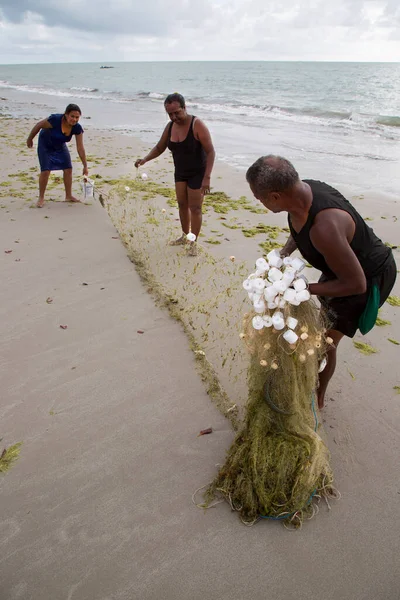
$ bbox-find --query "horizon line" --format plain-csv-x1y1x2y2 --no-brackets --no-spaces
1,59,400,66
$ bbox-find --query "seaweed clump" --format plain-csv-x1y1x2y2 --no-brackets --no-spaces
387,296,400,307
0,442,22,473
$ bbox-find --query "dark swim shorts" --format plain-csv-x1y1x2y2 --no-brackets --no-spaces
174,168,206,190
318,253,397,338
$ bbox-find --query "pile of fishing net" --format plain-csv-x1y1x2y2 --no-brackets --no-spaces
199,251,338,528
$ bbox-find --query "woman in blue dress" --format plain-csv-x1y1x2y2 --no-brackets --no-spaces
26,103,88,207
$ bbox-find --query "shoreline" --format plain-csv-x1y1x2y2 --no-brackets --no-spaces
1,85,400,201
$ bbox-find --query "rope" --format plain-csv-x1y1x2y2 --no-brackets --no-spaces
263,381,294,416
311,393,318,432
259,489,317,522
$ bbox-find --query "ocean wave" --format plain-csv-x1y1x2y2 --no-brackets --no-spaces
137,91,164,99
190,99,356,124
0,80,47,95
275,105,352,121
187,98,400,140
189,100,339,125
2,76,398,137
149,92,164,99
375,115,400,128
71,86,99,93
0,79,132,104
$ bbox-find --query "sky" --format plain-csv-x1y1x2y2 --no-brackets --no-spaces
0,0,399,63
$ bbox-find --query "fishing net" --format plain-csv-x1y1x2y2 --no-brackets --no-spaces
201,256,338,527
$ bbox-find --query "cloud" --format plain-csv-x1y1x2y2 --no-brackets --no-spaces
379,0,400,27
0,0,399,62
0,0,212,36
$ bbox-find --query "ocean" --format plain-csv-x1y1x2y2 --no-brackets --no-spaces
1,61,399,196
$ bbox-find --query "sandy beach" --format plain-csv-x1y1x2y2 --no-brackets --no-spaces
1,110,400,599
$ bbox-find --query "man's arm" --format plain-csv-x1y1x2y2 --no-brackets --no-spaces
308,209,367,298
75,133,88,176
26,118,52,147
280,234,297,258
194,119,215,194
134,124,169,167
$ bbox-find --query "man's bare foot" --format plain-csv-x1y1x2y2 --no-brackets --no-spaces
169,234,187,246
36,198,45,208
65,196,81,203
317,394,325,410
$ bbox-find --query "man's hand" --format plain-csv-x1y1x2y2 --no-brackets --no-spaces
280,234,297,258
134,158,146,168
83,166,89,177
26,138,33,148
201,175,211,195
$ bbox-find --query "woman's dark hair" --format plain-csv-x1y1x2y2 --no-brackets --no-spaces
65,103,82,115
164,93,185,108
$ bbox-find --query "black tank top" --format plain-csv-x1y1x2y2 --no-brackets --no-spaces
288,180,391,280
167,116,206,176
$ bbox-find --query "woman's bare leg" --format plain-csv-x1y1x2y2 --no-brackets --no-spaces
37,170,50,207
63,168,80,202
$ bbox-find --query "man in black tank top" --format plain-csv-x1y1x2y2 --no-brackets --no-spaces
246,155,397,409
135,93,215,256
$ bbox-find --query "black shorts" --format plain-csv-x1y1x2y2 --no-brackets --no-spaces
174,168,205,190
319,253,397,337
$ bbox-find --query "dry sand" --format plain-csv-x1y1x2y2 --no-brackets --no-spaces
1,113,399,600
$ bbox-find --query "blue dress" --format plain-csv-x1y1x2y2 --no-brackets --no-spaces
37,114,84,172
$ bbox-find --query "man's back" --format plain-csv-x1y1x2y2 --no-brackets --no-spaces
288,179,390,280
